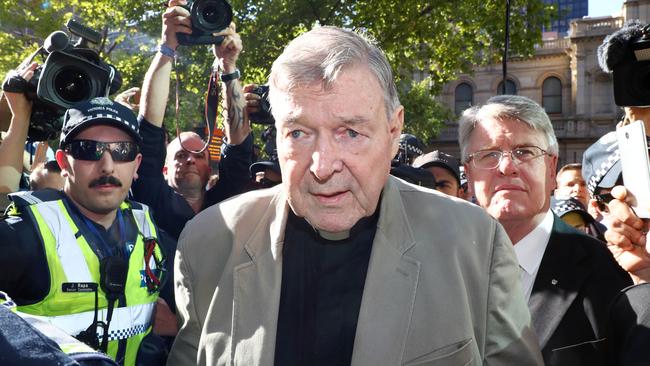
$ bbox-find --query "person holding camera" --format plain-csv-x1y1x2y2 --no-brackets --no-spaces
0,76,176,364
0,63,38,211
131,0,252,240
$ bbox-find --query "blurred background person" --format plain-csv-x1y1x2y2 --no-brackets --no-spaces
29,160,64,191
554,163,589,208
413,150,463,198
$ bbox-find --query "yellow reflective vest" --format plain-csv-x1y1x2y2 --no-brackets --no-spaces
11,193,164,366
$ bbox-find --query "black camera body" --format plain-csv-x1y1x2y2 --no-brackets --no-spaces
600,22,650,107
177,0,233,46
249,85,275,125
613,32,650,107
7,19,121,140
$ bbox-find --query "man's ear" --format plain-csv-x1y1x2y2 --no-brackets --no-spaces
132,153,143,180
55,150,70,178
389,106,404,158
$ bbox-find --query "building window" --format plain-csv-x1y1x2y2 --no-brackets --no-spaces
454,83,473,115
497,79,517,95
542,76,562,114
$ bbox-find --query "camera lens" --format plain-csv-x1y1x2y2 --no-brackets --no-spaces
53,66,91,104
195,0,232,32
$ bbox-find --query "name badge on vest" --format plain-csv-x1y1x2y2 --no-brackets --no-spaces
62,282,98,293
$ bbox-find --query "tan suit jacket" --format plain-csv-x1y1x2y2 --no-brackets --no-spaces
167,176,543,365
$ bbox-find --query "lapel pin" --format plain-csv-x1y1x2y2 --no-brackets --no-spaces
551,279,558,285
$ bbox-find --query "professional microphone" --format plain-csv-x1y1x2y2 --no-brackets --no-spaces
43,31,70,53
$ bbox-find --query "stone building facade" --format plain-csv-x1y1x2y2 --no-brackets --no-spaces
431,0,650,166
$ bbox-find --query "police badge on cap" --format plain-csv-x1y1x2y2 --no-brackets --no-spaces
59,97,142,147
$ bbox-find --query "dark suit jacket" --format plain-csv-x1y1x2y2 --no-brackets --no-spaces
529,216,632,366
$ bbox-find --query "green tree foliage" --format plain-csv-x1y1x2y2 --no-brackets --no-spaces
0,0,552,144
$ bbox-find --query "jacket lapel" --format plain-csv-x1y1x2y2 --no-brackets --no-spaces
528,216,591,348
231,188,288,365
351,177,421,366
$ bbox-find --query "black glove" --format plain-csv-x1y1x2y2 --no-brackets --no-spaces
2,71,28,94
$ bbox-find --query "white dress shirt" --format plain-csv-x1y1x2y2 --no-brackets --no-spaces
513,210,554,301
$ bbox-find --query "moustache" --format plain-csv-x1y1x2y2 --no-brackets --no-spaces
89,175,123,188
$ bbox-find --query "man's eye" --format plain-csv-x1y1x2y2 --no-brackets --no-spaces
514,148,536,157
347,129,359,138
289,130,303,139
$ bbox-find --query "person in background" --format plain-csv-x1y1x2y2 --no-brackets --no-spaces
413,150,464,198
131,0,252,239
29,160,64,191
555,163,589,208
459,94,631,366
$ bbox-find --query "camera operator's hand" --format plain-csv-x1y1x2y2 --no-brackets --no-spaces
212,23,242,73
3,62,37,124
243,83,261,115
0,62,37,194
114,87,141,111
605,185,650,283
161,0,192,51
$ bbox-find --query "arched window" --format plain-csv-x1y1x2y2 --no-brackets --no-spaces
497,79,517,95
542,77,562,114
454,83,473,115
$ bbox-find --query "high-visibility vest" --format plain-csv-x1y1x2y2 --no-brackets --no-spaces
10,192,164,366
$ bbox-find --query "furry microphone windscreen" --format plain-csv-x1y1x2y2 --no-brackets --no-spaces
598,20,645,73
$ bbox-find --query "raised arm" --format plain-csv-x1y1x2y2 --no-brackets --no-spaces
140,0,191,127
212,23,250,145
0,63,38,193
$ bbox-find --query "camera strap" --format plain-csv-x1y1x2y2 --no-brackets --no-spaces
171,55,216,155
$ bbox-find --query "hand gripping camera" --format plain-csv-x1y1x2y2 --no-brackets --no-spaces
177,0,233,46
2,19,121,140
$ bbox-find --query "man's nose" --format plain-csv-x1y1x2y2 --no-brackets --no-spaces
310,137,343,181
497,152,518,176
98,151,115,174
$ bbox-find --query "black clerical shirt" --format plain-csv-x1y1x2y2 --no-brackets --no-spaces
274,210,378,366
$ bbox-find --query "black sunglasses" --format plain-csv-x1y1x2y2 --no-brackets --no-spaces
64,140,139,162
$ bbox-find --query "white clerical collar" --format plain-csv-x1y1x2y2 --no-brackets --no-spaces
513,210,554,276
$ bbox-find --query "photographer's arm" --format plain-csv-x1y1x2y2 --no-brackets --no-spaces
0,63,38,193
140,1,191,127
213,23,250,146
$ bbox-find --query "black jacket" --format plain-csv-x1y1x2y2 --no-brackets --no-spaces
530,216,633,366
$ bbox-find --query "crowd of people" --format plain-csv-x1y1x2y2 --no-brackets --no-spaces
1,2,650,365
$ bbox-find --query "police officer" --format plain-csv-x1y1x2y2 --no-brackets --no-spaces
0,71,174,365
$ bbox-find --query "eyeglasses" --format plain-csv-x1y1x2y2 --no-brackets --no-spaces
467,146,549,170
64,140,139,162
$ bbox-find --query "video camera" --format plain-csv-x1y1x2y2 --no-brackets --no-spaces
2,19,121,141
599,22,650,107
177,0,233,46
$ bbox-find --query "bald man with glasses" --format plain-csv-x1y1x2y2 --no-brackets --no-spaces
459,95,632,366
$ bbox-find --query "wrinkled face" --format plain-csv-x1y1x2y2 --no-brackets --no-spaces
555,169,588,207
273,66,403,232
425,166,461,197
164,134,211,192
56,125,142,218
465,117,557,223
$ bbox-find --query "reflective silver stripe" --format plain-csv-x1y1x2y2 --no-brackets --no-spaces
131,204,153,238
29,302,155,341
12,191,44,205
132,204,157,270
34,201,93,282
